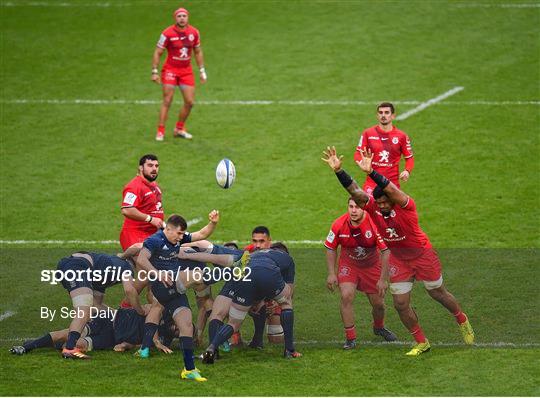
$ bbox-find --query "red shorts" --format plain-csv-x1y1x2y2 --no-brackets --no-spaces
119,228,155,251
161,67,195,87
388,248,442,283
337,263,381,294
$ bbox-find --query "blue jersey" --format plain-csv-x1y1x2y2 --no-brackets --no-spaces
143,230,192,274
250,249,295,284
89,253,133,291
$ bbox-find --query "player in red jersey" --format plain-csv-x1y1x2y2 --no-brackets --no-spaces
322,146,475,356
152,7,207,141
353,102,414,194
120,154,164,250
325,198,397,349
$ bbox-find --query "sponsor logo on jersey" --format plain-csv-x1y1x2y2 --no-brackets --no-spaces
339,266,350,277
353,246,366,258
378,150,390,162
339,234,350,238
386,228,399,238
326,230,335,243
368,136,380,140
389,265,398,277
123,192,137,206
157,34,167,47
171,37,180,41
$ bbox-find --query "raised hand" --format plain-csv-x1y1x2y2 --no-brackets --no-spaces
321,146,343,172
356,148,374,174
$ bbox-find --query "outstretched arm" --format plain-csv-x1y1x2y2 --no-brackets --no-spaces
356,149,409,207
322,146,369,207
190,210,219,241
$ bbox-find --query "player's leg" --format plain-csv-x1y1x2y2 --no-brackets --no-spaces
62,287,93,359
178,246,250,269
156,83,175,141
417,249,474,344
247,301,268,349
391,286,430,356
425,282,474,344
274,283,301,358
194,285,213,346
171,305,204,381
206,292,232,351
339,282,358,349
366,293,397,341
10,329,67,355
173,81,195,139
265,302,284,344
137,300,164,355
360,264,397,341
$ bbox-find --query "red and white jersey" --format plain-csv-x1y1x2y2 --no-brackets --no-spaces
121,176,164,233
157,24,200,70
354,125,413,184
324,212,387,268
363,196,431,260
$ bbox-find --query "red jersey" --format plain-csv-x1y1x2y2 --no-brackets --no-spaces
157,24,200,70
324,212,387,268
354,125,413,185
121,176,164,233
244,244,256,253
362,195,431,260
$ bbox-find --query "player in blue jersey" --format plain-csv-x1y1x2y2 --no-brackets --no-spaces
178,242,300,362
55,252,144,359
135,213,246,382
10,306,176,355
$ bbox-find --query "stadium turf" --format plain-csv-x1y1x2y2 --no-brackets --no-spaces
1,0,539,396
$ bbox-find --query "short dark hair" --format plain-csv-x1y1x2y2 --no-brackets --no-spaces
377,102,395,114
372,186,388,200
223,241,239,249
252,226,270,236
139,154,158,166
270,242,289,254
166,214,187,229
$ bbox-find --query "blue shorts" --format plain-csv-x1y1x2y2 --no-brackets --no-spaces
151,281,191,317
57,257,93,293
228,265,285,307
84,314,115,350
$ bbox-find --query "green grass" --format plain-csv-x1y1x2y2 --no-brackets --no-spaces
1,0,539,396
0,248,539,396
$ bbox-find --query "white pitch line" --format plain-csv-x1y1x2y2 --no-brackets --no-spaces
2,2,131,6
454,3,540,8
0,336,537,348
0,311,16,322
1,98,539,106
296,340,540,348
395,86,465,121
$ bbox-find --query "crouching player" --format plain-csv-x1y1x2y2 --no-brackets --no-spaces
187,244,300,363
55,252,144,359
325,197,397,349
322,146,475,356
10,306,175,355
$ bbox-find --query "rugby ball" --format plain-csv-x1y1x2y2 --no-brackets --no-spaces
215,158,236,189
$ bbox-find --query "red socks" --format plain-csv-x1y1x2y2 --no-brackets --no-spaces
344,325,356,340
453,311,467,324
175,121,185,131
410,324,427,343
157,124,165,134
373,318,385,329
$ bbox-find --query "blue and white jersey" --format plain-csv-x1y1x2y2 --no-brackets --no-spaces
88,253,134,291
143,230,192,274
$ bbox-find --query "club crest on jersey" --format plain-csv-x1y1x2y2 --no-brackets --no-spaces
365,230,372,239
392,137,399,144
188,34,194,41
